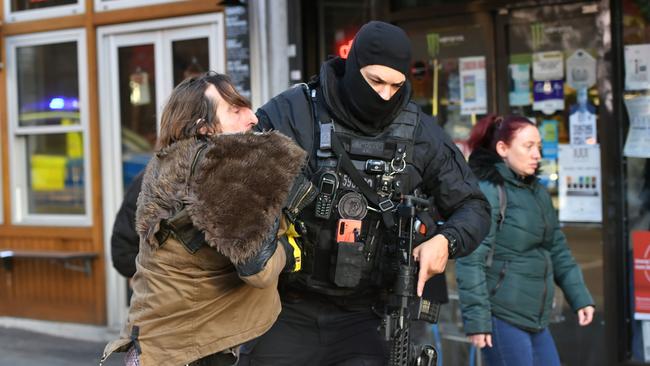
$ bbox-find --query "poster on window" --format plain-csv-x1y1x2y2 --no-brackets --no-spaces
624,44,650,91
533,51,564,81
566,49,596,90
558,144,602,222
533,80,565,115
633,231,650,320
569,109,597,145
623,95,650,158
459,56,487,115
508,64,531,106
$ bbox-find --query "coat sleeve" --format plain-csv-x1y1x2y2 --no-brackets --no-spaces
456,181,499,335
541,188,595,312
110,172,143,278
416,118,491,258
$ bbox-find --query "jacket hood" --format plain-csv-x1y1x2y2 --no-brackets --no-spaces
468,147,537,187
136,131,307,264
319,57,411,135
468,148,505,186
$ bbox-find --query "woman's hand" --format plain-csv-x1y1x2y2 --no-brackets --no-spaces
577,305,595,326
468,334,492,349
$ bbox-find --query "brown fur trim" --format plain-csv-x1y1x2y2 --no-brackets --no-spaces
136,132,307,265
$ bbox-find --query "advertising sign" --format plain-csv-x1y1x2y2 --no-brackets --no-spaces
623,95,650,158
533,51,564,81
533,80,565,115
459,56,487,115
633,231,650,320
566,49,596,90
558,144,602,222
624,44,650,91
508,63,531,106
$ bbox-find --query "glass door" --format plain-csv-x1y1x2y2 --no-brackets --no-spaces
399,13,496,366
97,14,224,328
497,3,605,366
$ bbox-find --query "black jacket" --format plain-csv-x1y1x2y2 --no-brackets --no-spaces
256,58,490,259
111,172,143,278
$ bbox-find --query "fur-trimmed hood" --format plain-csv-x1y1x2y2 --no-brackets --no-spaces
468,147,538,186
136,131,306,265
468,147,504,186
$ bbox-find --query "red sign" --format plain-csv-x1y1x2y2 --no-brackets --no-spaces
633,231,650,319
338,40,353,59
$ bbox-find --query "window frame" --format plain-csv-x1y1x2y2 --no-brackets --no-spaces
3,0,84,23
94,0,179,12
6,29,92,226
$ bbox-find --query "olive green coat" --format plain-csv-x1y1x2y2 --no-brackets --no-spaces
456,149,593,334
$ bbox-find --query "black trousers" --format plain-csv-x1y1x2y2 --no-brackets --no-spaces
238,296,388,366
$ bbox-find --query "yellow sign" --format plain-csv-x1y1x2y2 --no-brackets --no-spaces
31,155,67,191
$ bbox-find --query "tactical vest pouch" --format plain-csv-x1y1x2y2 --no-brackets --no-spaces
158,208,206,254
333,241,365,287
284,174,318,222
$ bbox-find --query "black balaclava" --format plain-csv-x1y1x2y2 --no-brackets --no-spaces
339,21,412,133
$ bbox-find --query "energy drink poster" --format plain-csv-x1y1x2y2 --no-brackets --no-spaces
459,56,487,115
624,44,650,91
633,230,650,320
558,144,602,222
624,95,650,158
508,64,531,106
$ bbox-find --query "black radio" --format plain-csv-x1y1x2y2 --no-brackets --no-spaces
314,171,338,219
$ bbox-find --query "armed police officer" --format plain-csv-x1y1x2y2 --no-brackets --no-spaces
240,21,491,366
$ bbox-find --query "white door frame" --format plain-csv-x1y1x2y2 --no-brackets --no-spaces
98,13,224,330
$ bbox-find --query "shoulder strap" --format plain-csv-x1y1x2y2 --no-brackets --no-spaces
486,184,506,268
497,184,507,231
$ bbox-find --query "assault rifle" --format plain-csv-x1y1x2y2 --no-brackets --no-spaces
381,194,440,366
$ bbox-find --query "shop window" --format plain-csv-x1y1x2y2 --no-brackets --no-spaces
94,0,179,12
4,0,84,23
623,0,650,363
6,30,91,226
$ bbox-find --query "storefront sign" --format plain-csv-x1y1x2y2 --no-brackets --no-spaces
225,5,251,100
533,80,565,115
623,95,650,158
566,49,596,90
508,63,531,106
459,56,487,115
558,144,602,222
633,231,650,320
533,51,564,81
624,44,650,91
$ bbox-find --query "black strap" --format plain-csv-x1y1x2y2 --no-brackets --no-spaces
331,132,396,228
185,141,209,195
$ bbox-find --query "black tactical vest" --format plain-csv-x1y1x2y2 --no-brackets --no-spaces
284,85,431,298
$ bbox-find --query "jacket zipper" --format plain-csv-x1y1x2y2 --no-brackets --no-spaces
490,261,508,297
290,182,316,216
538,254,549,324
532,186,549,326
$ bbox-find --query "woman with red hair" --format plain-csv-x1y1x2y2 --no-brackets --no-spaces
456,115,595,366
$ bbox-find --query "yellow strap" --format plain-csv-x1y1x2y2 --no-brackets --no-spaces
286,224,301,272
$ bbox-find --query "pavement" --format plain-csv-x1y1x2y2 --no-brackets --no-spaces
0,327,122,366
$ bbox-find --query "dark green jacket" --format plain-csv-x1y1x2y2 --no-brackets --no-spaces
456,148,594,334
